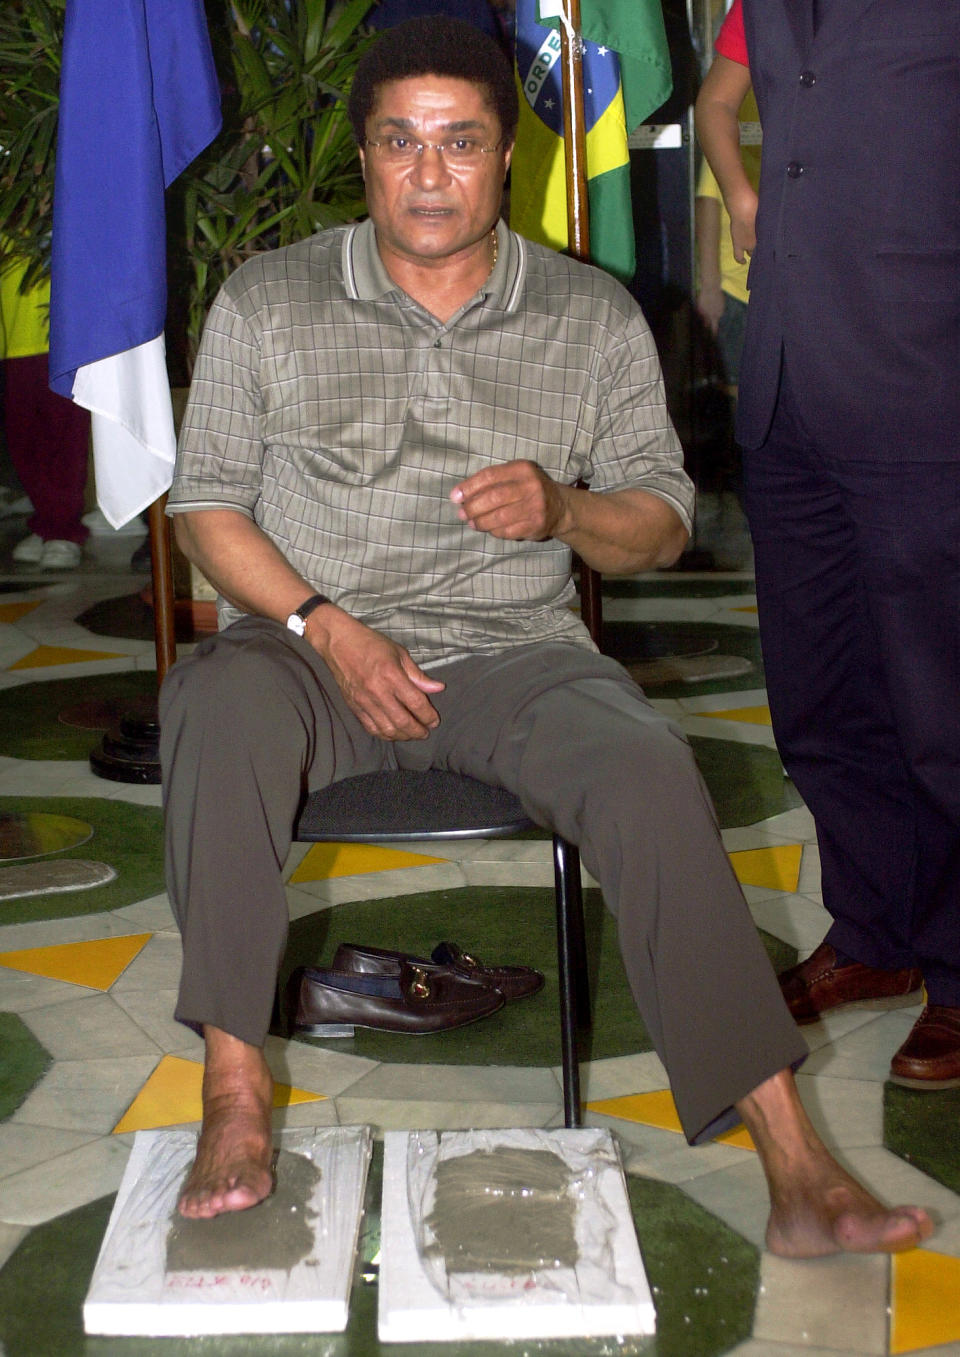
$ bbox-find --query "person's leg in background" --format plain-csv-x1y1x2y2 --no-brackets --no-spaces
743,365,960,1084
5,351,90,568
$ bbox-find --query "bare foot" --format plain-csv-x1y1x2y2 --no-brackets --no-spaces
737,1069,934,1258
178,1027,275,1219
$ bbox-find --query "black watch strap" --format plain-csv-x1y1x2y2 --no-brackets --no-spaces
294,593,330,625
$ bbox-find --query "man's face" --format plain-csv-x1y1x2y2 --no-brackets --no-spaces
359,76,512,270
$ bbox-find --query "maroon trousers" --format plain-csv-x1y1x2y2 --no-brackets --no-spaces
3,353,90,543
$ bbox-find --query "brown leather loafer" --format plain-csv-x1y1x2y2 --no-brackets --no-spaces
890,1005,960,1089
778,941,922,1025
287,960,504,1037
332,940,544,1002
431,940,544,1001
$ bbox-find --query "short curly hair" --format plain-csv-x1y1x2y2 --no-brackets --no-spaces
348,16,519,147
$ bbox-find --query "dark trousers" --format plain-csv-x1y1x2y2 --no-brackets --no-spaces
743,366,960,1005
159,620,804,1144
3,353,90,543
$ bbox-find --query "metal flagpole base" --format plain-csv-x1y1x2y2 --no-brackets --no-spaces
89,699,161,784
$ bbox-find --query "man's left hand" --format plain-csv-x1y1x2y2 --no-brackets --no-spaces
450,461,569,541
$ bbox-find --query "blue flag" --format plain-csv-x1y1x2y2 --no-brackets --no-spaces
49,0,221,528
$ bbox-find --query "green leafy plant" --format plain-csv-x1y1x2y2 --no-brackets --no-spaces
0,0,62,289
178,0,375,363
0,0,375,370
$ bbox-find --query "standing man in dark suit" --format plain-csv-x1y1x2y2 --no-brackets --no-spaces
729,0,960,1085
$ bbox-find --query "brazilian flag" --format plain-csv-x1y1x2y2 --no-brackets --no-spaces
510,0,672,285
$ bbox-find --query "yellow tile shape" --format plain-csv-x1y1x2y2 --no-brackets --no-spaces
586,1090,755,1150
289,841,446,882
731,604,758,613
0,600,43,624
700,705,772,726
0,932,152,991
891,1249,960,1353
728,843,803,892
9,644,126,670
112,1055,324,1134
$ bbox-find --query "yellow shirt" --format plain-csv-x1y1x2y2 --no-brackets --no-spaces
0,249,50,359
696,91,762,307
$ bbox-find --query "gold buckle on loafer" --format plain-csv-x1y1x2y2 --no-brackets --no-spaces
405,965,433,1001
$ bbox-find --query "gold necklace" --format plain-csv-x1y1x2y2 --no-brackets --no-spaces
489,227,498,275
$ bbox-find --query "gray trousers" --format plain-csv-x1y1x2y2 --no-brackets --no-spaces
159,616,805,1143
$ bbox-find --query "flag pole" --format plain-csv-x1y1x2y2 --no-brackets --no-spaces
557,0,603,647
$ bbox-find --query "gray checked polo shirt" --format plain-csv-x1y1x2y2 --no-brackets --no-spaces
169,218,692,667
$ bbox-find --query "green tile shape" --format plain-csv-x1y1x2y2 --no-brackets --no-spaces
604,622,766,700
283,887,796,1067
0,671,157,761
0,1146,758,1357
0,1012,52,1120
0,798,163,924
884,1082,960,1196
691,737,804,830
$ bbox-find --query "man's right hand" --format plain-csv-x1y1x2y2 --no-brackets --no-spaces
308,607,445,741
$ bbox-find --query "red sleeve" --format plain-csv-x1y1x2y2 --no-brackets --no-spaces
715,0,748,66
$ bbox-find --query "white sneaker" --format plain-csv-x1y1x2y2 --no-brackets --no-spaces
39,539,82,570
12,533,44,563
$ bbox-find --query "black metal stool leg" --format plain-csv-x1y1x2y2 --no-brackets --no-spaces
554,834,587,1128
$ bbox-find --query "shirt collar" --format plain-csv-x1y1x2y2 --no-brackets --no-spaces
342,216,526,314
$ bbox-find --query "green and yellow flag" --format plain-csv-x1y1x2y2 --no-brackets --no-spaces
510,0,673,285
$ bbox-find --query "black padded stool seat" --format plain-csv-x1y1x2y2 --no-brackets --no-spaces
294,768,589,1126
296,768,534,841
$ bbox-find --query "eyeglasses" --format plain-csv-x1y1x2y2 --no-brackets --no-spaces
365,135,504,166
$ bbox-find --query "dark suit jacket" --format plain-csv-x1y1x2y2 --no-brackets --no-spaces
736,0,960,457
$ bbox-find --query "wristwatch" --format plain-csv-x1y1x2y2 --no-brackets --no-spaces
286,593,331,636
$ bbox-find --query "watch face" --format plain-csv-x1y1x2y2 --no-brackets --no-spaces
286,612,306,636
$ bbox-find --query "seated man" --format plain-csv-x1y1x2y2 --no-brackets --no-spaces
160,16,932,1256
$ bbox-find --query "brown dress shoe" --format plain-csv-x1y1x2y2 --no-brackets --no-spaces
890,1005,960,1089
778,941,922,1025
287,960,504,1037
332,940,544,1002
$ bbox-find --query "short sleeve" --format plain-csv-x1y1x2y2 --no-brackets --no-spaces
715,0,748,65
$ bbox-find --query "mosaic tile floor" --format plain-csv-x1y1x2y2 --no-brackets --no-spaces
0,501,958,1356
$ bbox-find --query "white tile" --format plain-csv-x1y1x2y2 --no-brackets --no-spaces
679,1155,772,1250
21,994,161,1061
111,988,203,1056
10,1054,161,1134
679,687,771,714
800,1009,922,1082
754,1252,888,1352
0,910,153,952
0,1221,29,1270
754,807,817,840
271,1101,342,1130
579,1051,669,1101
338,1061,561,1106
794,1074,884,1150
332,1097,558,1133
0,1134,131,1226
264,1034,379,1096
109,933,183,993
0,968,98,1014
596,1115,752,1184
460,860,556,887
748,895,836,952
112,893,177,930
0,1123,101,1181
